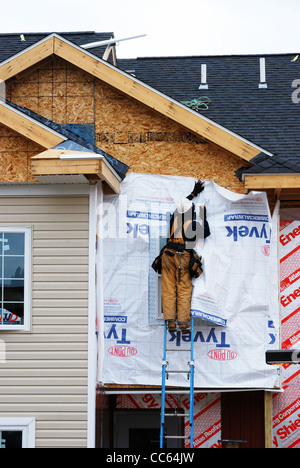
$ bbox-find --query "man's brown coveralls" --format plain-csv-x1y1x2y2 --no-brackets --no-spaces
160,181,210,332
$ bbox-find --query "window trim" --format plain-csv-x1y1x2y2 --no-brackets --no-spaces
0,227,32,332
0,417,35,448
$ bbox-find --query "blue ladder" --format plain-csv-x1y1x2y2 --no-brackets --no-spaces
160,317,195,448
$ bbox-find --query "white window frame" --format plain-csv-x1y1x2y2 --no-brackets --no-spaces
0,417,35,448
0,227,31,332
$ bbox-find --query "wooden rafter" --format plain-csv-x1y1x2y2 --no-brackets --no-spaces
0,101,65,148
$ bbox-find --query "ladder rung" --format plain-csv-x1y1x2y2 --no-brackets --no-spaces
166,348,191,352
160,318,195,449
165,413,190,417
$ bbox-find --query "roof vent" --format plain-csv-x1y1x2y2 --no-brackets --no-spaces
259,58,268,89
199,64,208,90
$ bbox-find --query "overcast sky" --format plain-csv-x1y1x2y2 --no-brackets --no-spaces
1,0,300,58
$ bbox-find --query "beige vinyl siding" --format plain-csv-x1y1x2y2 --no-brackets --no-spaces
0,196,90,448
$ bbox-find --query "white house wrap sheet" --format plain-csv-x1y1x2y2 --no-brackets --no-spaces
98,173,280,389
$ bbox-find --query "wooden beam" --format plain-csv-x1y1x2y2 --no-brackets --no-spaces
274,188,281,198
264,392,272,449
31,149,120,194
32,150,102,175
99,159,120,194
0,103,64,148
32,160,101,175
245,174,300,190
53,36,262,163
0,37,54,81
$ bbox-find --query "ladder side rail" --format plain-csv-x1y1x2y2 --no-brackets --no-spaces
160,321,168,449
189,317,195,448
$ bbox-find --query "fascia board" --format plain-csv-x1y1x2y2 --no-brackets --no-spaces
244,172,300,189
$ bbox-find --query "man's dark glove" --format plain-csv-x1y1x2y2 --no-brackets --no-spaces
192,180,205,197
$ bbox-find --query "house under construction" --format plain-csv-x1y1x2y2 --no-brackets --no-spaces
0,32,299,449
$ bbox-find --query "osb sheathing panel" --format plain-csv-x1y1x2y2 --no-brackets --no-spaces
6,57,95,124
0,124,44,181
6,56,250,192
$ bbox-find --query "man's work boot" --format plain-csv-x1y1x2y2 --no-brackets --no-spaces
167,321,177,332
179,323,190,335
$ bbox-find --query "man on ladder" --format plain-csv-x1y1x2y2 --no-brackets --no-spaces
152,180,210,448
153,180,210,333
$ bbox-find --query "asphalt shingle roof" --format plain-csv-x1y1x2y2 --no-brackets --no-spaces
0,31,114,62
118,54,300,175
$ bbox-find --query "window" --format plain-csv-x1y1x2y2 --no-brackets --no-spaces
0,418,35,448
0,430,23,448
0,228,31,331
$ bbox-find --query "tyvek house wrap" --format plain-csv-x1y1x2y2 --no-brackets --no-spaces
98,173,280,389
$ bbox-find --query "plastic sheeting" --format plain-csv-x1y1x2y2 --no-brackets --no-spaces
98,173,280,389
